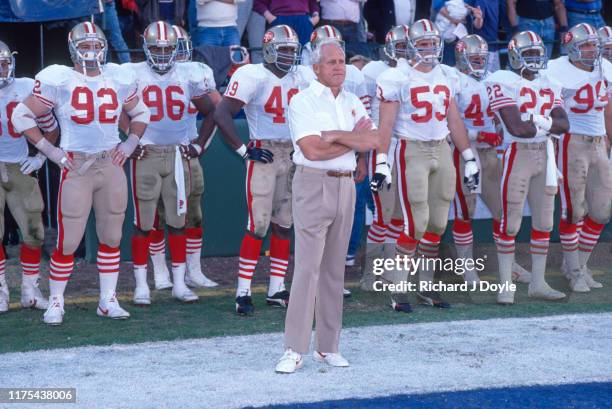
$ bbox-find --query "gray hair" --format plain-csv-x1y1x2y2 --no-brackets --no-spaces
311,40,345,64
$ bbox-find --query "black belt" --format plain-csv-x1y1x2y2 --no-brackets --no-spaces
566,8,600,15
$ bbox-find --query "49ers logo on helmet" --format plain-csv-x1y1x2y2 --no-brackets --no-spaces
563,31,573,45
263,31,274,43
455,41,466,52
508,40,516,51
310,31,318,43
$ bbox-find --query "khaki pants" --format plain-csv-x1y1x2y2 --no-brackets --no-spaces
130,145,190,231
395,138,456,239
245,140,294,237
58,152,127,254
0,162,44,248
284,166,355,354
452,146,503,221
500,142,557,236
155,157,204,230
558,134,612,224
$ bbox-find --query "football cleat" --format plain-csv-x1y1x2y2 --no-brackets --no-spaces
275,348,303,374
345,254,355,266
417,291,451,308
313,351,349,367
133,285,151,305
497,288,515,305
343,288,352,298
185,252,218,288
391,300,413,313
528,283,566,300
512,263,532,284
97,293,130,319
43,296,65,325
567,269,590,293
582,266,603,289
21,282,49,310
266,290,289,308
172,286,199,303
236,295,254,316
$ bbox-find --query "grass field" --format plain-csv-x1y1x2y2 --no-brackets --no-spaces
1,268,610,354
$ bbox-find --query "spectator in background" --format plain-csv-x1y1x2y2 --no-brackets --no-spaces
136,0,186,27
237,0,266,63
507,0,567,58
467,0,504,72
319,0,364,43
364,0,416,44
96,0,132,63
565,0,605,29
193,0,244,48
436,1,483,66
253,0,320,45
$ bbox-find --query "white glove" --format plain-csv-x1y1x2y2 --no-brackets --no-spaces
117,134,140,157
35,138,70,168
19,153,46,175
370,153,392,192
531,114,553,132
462,149,480,192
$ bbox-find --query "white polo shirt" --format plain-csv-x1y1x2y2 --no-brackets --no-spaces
289,79,369,171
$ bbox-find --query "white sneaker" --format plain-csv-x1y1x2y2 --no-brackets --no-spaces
275,348,303,374
497,288,515,305
567,269,590,293
133,285,151,305
185,271,218,288
512,263,532,284
343,288,351,298
528,283,566,300
43,296,64,325
152,253,173,290
21,281,49,310
97,293,130,319
172,286,199,303
313,351,349,367
583,266,603,289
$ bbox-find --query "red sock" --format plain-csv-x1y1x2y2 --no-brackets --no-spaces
20,245,42,276
168,233,186,264
397,232,418,256
452,219,473,246
387,219,403,243
492,219,501,243
559,219,578,253
238,234,263,282
269,234,290,278
0,245,5,277
419,232,441,259
530,229,550,255
132,235,149,268
148,229,165,256
578,216,604,255
186,227,203,256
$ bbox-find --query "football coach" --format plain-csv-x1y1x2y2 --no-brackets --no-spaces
275,40,381,374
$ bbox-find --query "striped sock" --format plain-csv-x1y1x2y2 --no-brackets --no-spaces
530,229,550,286
186,227,203,258
559,219,579,272
0,246,6,284
578,216,604,268
20,245,42,286
148,229,165,257
268,234,290,296
49,250,74,298
98,244,120,297
367,222,386,244
386,219,403,244
492,219,501,244
496,233,515,286
418,232,441,285
237,234,262,297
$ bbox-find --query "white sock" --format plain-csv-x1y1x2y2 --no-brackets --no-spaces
133,265,148,289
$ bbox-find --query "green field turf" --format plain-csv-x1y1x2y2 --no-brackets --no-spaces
1,269,610,354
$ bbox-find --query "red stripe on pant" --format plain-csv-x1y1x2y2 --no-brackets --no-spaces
245,140,260,233
500,143,517,236
560,134,574,223
452,147,470,221
370,149,385,224
131,159,142,230
56,160,71,254
396,140,415,238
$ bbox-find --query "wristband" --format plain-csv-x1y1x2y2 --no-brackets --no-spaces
461,148,475,162
236,144,247,158
375,152,388,165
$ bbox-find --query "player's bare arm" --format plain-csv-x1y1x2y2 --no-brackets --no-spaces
12,94,76,170
181,91,220,158
498,104,537,138
111,95,150,166
214,95,274,163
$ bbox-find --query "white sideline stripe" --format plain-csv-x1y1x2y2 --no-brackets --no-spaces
0,313,611,409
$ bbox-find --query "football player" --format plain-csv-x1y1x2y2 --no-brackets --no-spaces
12,22,150,325
451,34,532,285
598,26,612,62
484,31,568,304
143,25,220,291
125,21,218,305
214,25,311,315
376,20,480,312
546,23,612,292
359,25,408,292
0,41,55,313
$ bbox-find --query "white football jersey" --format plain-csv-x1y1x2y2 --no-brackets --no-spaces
0,78,33,162
376,60,460,141
302,64,369,110
545,56,611,136
33,64,137,154
362,59,391,125
454,70,498,149
225,64,312,140
484,69,563,144
123,62,214,145
179,62,216,142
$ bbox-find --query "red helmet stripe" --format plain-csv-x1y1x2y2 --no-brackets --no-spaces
325,25,332,38
158,21,167,41
528,31,537,43
283,25,291,38
84,22,92,34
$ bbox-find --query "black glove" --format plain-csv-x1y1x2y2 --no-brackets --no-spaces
180,143,202,159
243,146,274,163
